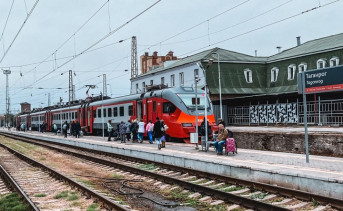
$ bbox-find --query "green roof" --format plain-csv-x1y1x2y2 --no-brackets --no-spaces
268,33,343,62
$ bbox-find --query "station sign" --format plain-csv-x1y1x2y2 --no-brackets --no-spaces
298,65,343,94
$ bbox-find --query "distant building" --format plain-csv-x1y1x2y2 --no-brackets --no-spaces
20,102,31,114
140,51,178,74
131,33,343,126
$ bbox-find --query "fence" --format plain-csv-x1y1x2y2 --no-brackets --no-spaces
228,98,343,126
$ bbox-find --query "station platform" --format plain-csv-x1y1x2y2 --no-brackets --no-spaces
1,128,342,200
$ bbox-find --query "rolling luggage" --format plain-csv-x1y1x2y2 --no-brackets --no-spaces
225,138,237,155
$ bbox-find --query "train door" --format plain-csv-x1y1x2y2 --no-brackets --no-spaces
147,99,157,122
142,99,148,123
136,101,143,121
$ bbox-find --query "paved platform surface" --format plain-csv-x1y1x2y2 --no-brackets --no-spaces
1,128,343,199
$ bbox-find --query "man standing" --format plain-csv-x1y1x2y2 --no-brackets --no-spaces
107,120,113,141
75,120,81,138
125,120,131,142
213,124,228,155
62,121,69,138
153,117,163,150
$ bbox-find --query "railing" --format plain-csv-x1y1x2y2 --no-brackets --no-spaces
228,98,343,126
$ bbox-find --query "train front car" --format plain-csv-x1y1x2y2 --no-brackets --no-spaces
161,87,217,143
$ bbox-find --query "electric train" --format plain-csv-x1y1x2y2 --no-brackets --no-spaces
17,87,217,143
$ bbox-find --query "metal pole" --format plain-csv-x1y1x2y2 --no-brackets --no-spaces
217,53,222,119
102,91,105,140
195,69,199,150
302,72,309,163
318,96,321,126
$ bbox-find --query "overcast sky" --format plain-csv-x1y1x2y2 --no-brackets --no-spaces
0,0,342,113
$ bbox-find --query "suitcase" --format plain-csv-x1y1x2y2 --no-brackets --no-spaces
225,138,237,155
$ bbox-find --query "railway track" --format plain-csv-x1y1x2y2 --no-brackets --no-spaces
0,139,131,211
1,132,342,210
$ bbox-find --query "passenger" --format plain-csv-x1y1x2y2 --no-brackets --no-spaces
160,120,169,148
62,121,69,138
125,120,131,142
200,118,212,139
137,119,145,143
119,121,127,143
75,120,81,138
213,124,228,155
217,118,225,128
107,120,113,142
130,119,138,143
153,117,163,150
71,121,75,137
53,123,58,135
146,120,154,144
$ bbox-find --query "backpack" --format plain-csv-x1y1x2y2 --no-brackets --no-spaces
63,124,67,130
228,130,234,138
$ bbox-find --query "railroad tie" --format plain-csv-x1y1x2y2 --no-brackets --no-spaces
310,205,329,211
271,198,293,205
241,191,261,197
199,196,212,203
208,182,225,189
286,202,309,209
188,192,201,199
210,200,224,206
229,188,250,195
257,194,277,201
218,185,236,191
226,204,241,211
199,180,215,186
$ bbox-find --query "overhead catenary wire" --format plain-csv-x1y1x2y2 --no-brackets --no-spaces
0,0,15,44
26,0,162,89
179,0,342,57
0,0,40,64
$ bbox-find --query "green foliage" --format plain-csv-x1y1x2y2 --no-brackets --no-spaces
136,163,157,170
67,193,79,201
54,190,69,199
312,198,320,207
0,193,29,211
112,173,124,179
250,192,268,200
33,193,46,197
87,203,99,211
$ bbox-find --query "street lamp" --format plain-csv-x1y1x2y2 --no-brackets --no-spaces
212,52,222,120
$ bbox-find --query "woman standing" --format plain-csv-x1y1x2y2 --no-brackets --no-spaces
146,120,154,144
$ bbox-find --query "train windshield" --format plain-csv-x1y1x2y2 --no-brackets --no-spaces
177,93,210,110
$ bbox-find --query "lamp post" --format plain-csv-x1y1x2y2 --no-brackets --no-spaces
194,69,200,150
212,52,222,119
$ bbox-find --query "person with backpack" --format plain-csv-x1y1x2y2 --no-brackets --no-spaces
146,120,154,144
53,123,57,135
153,117,163,150
125,120,131,142
62,121,69,138
160,120,168,148
107,120,113,141
130,119,138,143
213,124,228,155
137,119,145,143
119,121,127,143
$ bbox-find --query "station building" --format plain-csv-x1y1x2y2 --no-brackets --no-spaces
131,33,343,126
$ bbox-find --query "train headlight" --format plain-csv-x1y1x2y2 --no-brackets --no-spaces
182,123,193,127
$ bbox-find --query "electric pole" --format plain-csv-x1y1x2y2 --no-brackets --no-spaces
3,69,11,127
103,74,107,97
131,36,138,78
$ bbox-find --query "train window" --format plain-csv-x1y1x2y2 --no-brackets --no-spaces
103,108,107,117
98,109,101,118
93,110,96,118
120,106,124,116
163,102,176,114
72,112,74,119
67,113,69,119
113,107,118,117
128,105,133,116
153,101,156,112
108,108,112,117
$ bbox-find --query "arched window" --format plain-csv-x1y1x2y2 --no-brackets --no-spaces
288,64,296,80
243,69,253,83
298,63,307,73
317,59,326,69
271,67,279,82
330,57,340,67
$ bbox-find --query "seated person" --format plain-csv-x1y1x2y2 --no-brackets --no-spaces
213,124,228,155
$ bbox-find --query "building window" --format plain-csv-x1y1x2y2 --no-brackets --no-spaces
150,80,153,85
161,77,164,85
271,67,279,82
317,59,326,69
179,72,184,86
170,74,175,87
298,63,307,73
330,57,339,67
142,82,145,92
243,69,253,83
288,64,296,80
135,83,139,93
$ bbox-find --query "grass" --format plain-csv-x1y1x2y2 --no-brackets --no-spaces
136,163,158,171
250,192,268,200
112,173,124,179
34,193,46,197
67,193,79,201
53,190,79,201
76,178,95,188
87,203,100,211
54,191,69,199
0,193,29,211
312,197,321,207
223,186,245,193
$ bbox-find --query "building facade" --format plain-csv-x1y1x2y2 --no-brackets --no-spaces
131,33,343,126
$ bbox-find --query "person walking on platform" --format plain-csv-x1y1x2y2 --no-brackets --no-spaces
75,120,81,138
125,120,131,142
137,119,145,143
153,117,163,150
53,123,57,135
131,119,138,143
146,120,154,144
119,121,127,143
107,120,113,141
213,124,228,155
62,121,69,138
160,120,168,148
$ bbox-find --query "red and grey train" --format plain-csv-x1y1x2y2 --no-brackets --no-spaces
18,87,217,143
